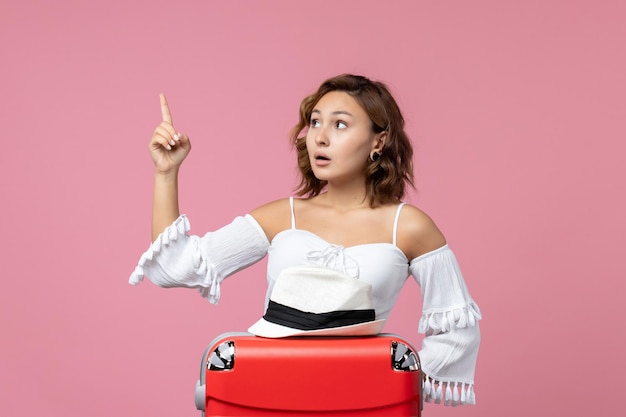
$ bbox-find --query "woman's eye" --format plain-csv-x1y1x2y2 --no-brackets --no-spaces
336,121,347,129
310,119,320,128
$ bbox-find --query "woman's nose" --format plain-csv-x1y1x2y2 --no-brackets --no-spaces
314,126,329,145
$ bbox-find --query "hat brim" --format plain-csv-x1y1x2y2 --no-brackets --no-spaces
248,318,386,338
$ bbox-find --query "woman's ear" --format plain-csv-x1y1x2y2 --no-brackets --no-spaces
372,131,387,153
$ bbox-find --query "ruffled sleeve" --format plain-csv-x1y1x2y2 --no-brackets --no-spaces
129,214,270,304
409,244,482,406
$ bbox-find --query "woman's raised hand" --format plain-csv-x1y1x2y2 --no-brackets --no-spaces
149,94,191,174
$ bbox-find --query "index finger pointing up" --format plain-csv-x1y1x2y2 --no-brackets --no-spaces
160,93,173,124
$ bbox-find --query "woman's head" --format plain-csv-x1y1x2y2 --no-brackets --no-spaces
291,74,414,207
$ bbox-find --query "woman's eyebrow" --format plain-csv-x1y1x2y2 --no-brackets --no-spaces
311,109,353,117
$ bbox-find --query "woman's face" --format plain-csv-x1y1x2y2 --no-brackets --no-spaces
305,91,383,184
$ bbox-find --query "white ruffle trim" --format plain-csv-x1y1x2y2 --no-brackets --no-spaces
418,301,482,334
128,215,223,304
128,215,190,286
423,375,476,406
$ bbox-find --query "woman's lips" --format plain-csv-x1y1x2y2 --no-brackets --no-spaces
314,153,331,166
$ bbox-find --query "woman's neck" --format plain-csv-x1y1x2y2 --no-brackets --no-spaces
317,181,369,211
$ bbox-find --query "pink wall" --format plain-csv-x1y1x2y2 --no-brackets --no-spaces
2,1,625,416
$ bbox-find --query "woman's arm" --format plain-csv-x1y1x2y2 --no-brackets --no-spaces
398,204,481,406
149,94,191,241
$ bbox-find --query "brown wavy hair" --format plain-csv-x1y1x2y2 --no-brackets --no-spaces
290,74,414,207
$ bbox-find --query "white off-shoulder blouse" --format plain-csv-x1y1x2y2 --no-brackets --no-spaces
129,201,482,406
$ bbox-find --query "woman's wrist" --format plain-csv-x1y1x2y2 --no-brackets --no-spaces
153,168,179,182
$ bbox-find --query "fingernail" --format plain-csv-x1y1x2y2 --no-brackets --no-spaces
170,140,176,146
166,145,172,150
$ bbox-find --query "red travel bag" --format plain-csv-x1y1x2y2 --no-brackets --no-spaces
195,332,422,416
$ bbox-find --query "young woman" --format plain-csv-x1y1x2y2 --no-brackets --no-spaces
130,74,481,406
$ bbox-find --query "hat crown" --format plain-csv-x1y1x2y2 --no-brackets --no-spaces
271,266,374,314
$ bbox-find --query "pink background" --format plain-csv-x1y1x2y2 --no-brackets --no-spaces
2,1,624,416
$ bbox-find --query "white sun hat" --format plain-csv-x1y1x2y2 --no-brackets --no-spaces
248,266,385,338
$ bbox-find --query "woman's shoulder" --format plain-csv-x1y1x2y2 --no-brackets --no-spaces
397,203,447,260
248,198,293,242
